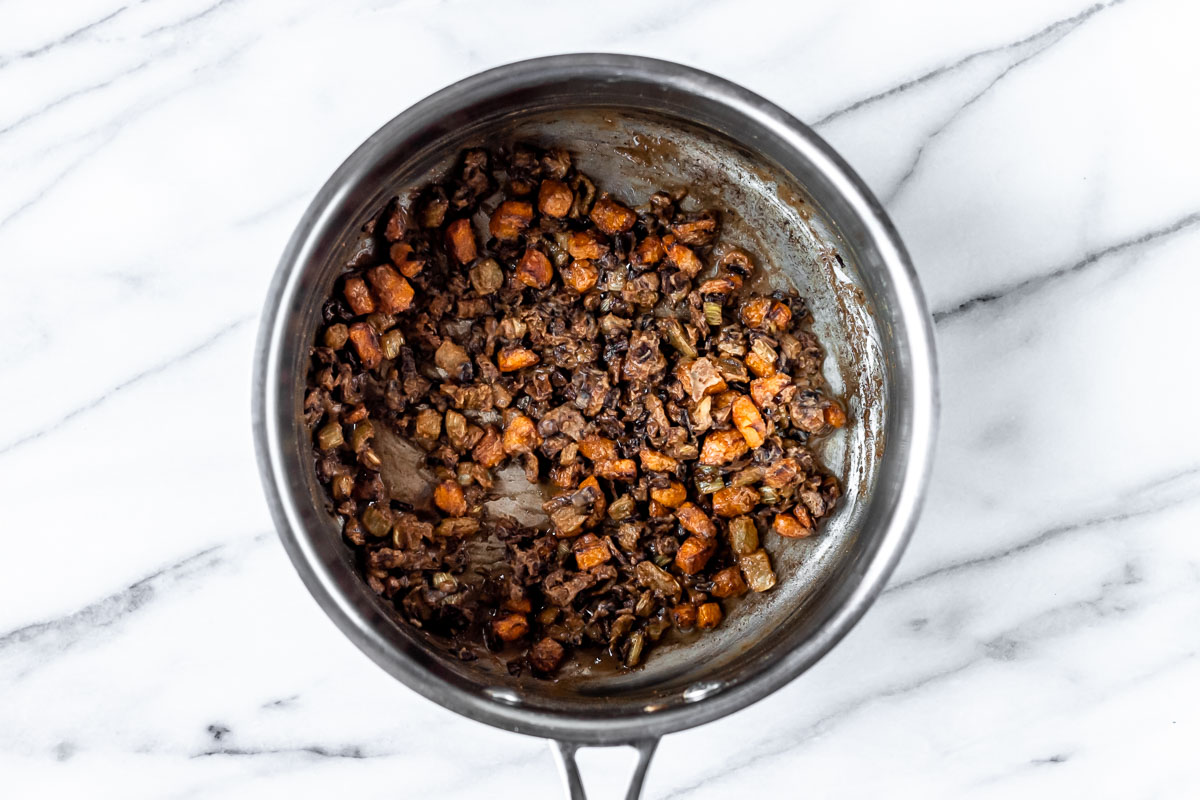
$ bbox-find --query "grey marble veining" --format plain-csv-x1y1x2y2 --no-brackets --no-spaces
2,0,1198,797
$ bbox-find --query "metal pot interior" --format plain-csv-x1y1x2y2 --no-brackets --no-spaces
265,73,917,741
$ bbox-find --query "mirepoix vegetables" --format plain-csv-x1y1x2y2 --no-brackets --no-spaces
304,143,846,676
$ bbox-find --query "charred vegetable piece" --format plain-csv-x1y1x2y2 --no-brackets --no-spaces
516,248,554,289
732,395,768,448
343,276,375,315
443,219,475,264
711,566,748,598
538,179,573,218
348,322,382,369
712,485,760,518
699,429,749,465
589,193,637,234
697,602,723,629
639,449,679,472
503,414,541,455
489,201,533,240
773,511,813,538
498,346,540,372
493,613,529,642
530,637,565,672
676,502,717,538
675,535,716,574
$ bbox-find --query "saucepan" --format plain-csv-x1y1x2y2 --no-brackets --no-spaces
253,54,938,798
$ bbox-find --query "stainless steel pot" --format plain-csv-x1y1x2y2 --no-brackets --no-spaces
253,54,938,799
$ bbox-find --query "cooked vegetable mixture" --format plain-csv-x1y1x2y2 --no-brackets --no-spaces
305,144,845,675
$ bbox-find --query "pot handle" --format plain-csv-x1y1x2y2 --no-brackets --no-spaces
551,738,660,800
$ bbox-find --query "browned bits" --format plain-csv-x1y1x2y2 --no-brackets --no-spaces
567,230,608,260
473,427,506,468
665,242,703,278
712,485,760,517
699,429,750,465
489,200,533,240
497,345,540,372
445,218,477,264
639,449,679,472
732,395,768,448
676,502,717,538
573,533,611,570
347,322,383,369
305,142,845,678
562,259,598,293
493,613,529,642
503,414,541,455
589,193,637,234
739,549,777,592
343,276,376,315
538,179,573,218
434,479,468,516
515,248,554,289
711,566,748,598
675,535,716,574
594,459,637,481
773,511,813,538
697,602,723,629
530,637,565,672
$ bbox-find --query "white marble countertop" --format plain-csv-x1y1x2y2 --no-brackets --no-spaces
3,0,1198,797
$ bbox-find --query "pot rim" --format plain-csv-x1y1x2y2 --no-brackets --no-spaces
253,53,939,744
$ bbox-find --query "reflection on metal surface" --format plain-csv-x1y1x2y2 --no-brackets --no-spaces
485,687,522,705
683,681,726,703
